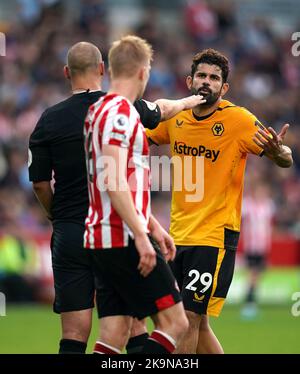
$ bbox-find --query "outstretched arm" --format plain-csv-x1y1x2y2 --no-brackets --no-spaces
253,123,293,168
155,95,206,121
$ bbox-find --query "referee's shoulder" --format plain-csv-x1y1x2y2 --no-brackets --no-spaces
42,96,74,117
35,97,75,130
31,97,74,135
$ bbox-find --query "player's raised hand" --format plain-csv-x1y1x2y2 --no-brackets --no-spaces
253,123,292,167
253,124,289,157
182,94,206,110
273,123,289,144
135,233,157,277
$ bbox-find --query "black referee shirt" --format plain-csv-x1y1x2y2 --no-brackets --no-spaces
28,91,161,222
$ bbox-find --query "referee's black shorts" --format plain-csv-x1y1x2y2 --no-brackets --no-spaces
93,237,181,320
51,221,95,314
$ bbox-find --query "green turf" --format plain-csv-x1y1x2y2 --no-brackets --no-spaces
228,267,300,304
210,304,300,353
0,303,299,353
0,304,60,353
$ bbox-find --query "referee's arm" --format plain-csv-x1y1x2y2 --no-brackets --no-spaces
29,113,53,220
32,181,53,220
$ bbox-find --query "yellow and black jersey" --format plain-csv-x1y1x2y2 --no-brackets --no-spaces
146,99,264,248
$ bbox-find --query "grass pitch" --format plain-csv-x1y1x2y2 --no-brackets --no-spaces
0,303,299,353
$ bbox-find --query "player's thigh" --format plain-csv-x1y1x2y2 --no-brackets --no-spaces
51,221,95,313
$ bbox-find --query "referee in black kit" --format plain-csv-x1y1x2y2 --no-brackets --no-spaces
28,41,203,354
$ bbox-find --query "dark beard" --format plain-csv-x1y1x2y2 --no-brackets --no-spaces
191,87,221,106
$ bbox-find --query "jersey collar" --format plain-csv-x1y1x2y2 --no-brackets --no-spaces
192,109,216,121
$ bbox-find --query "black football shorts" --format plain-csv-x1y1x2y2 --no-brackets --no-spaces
170,245,236,317
245,253,267,271
51,221,95,313
93,237,181,320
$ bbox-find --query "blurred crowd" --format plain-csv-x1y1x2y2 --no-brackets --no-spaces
0,0,299,301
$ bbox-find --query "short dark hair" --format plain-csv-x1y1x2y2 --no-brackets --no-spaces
190,49,229,83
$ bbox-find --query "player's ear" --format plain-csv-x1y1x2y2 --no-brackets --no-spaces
186,75,193,90
138,66,146,81
221,82,229,97
99,61,105,76
64,66,71,80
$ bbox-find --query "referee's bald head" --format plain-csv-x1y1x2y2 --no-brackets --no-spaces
66,42,102,77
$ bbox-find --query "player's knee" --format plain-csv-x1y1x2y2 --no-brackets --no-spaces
186,310,202,330
100,317,132,349
62,314,92,342
102,322,130,340
62,326,90,343
178,310,189,337
154,303,189,340
171,306,189,338
199,314,210,331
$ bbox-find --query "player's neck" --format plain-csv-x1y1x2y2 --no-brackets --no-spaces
192,99,221,117
108,80,138,103
71,76,102,93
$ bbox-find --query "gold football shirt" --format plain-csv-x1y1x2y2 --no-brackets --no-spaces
146,100,264,248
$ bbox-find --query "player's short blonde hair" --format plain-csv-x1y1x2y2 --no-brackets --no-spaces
108,35,153,78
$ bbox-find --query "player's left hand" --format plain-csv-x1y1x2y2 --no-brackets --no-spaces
253,123,289,158
150,225,176,262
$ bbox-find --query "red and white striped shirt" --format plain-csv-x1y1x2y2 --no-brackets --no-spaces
83,94,151,249
242,196,275,254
